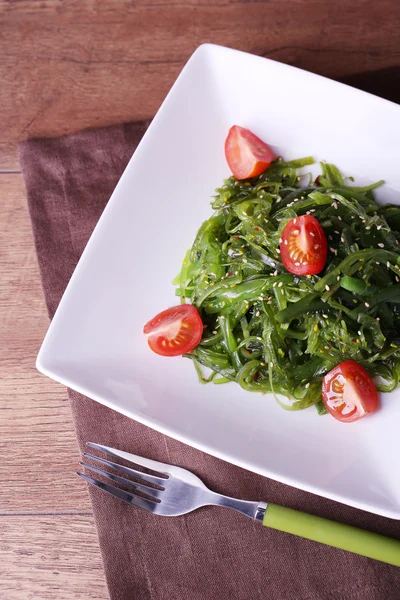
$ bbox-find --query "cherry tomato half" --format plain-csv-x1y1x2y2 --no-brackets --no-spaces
322,360,379,423
224,125,274,180
280,215,327,276
143,304,203,357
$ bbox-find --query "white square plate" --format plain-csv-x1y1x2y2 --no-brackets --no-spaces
38,44,400,519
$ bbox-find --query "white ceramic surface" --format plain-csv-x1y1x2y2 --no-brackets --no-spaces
37,44,400,519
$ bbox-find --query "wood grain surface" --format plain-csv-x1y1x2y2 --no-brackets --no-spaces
1,0,399,170
0,0,399,598
0,516,106,599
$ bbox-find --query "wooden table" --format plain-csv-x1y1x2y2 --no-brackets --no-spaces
1,2,399,598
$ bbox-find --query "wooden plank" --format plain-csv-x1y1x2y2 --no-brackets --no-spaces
0,515,108,600
1,0,399,169
0,174,91,513
0,143,19,171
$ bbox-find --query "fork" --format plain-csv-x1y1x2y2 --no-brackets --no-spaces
77,442,400,566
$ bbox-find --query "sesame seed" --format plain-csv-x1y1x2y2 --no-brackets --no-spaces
328,235,333,241
376,317,380,322
281,288,285,295
293,218,297,224
303,261,308,266
284,240,288,245
378,243,384,248
276,198,281,203
243,258,247,263
293,229,300,236
270,361,274,367
334,230,340,235
306,211,310,215
323,314,328,319
276,218,282,222
305,383,310,389
365,302,370,308
273,270,278,276
387,262,390,268
325,285,330,291
358,331,362,336
376,261,380,265
279,238,282,243
329,247,337,254
314,244,320,249
325,345,330,350
256,311,260,317
332,202,338,209
396,276,400,282
278,282,283,287
273,282,277,288
212,330,217,334
310,231,315,237
276,249,281,254
337,275,340,281
377,225,382,230
365,226,371,230
338,216,342,220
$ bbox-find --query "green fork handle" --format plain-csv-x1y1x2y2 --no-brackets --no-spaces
263,504,400,566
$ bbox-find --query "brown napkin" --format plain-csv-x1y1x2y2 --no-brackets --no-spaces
20,120,400,600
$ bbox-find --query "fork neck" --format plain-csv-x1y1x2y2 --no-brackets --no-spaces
210,491,267,522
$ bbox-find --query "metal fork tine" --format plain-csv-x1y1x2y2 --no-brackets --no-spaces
83,452,166,487
87,442,171,475
80,462,161,500
77,473,157,512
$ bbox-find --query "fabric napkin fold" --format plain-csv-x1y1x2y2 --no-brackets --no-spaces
20,120,400,600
